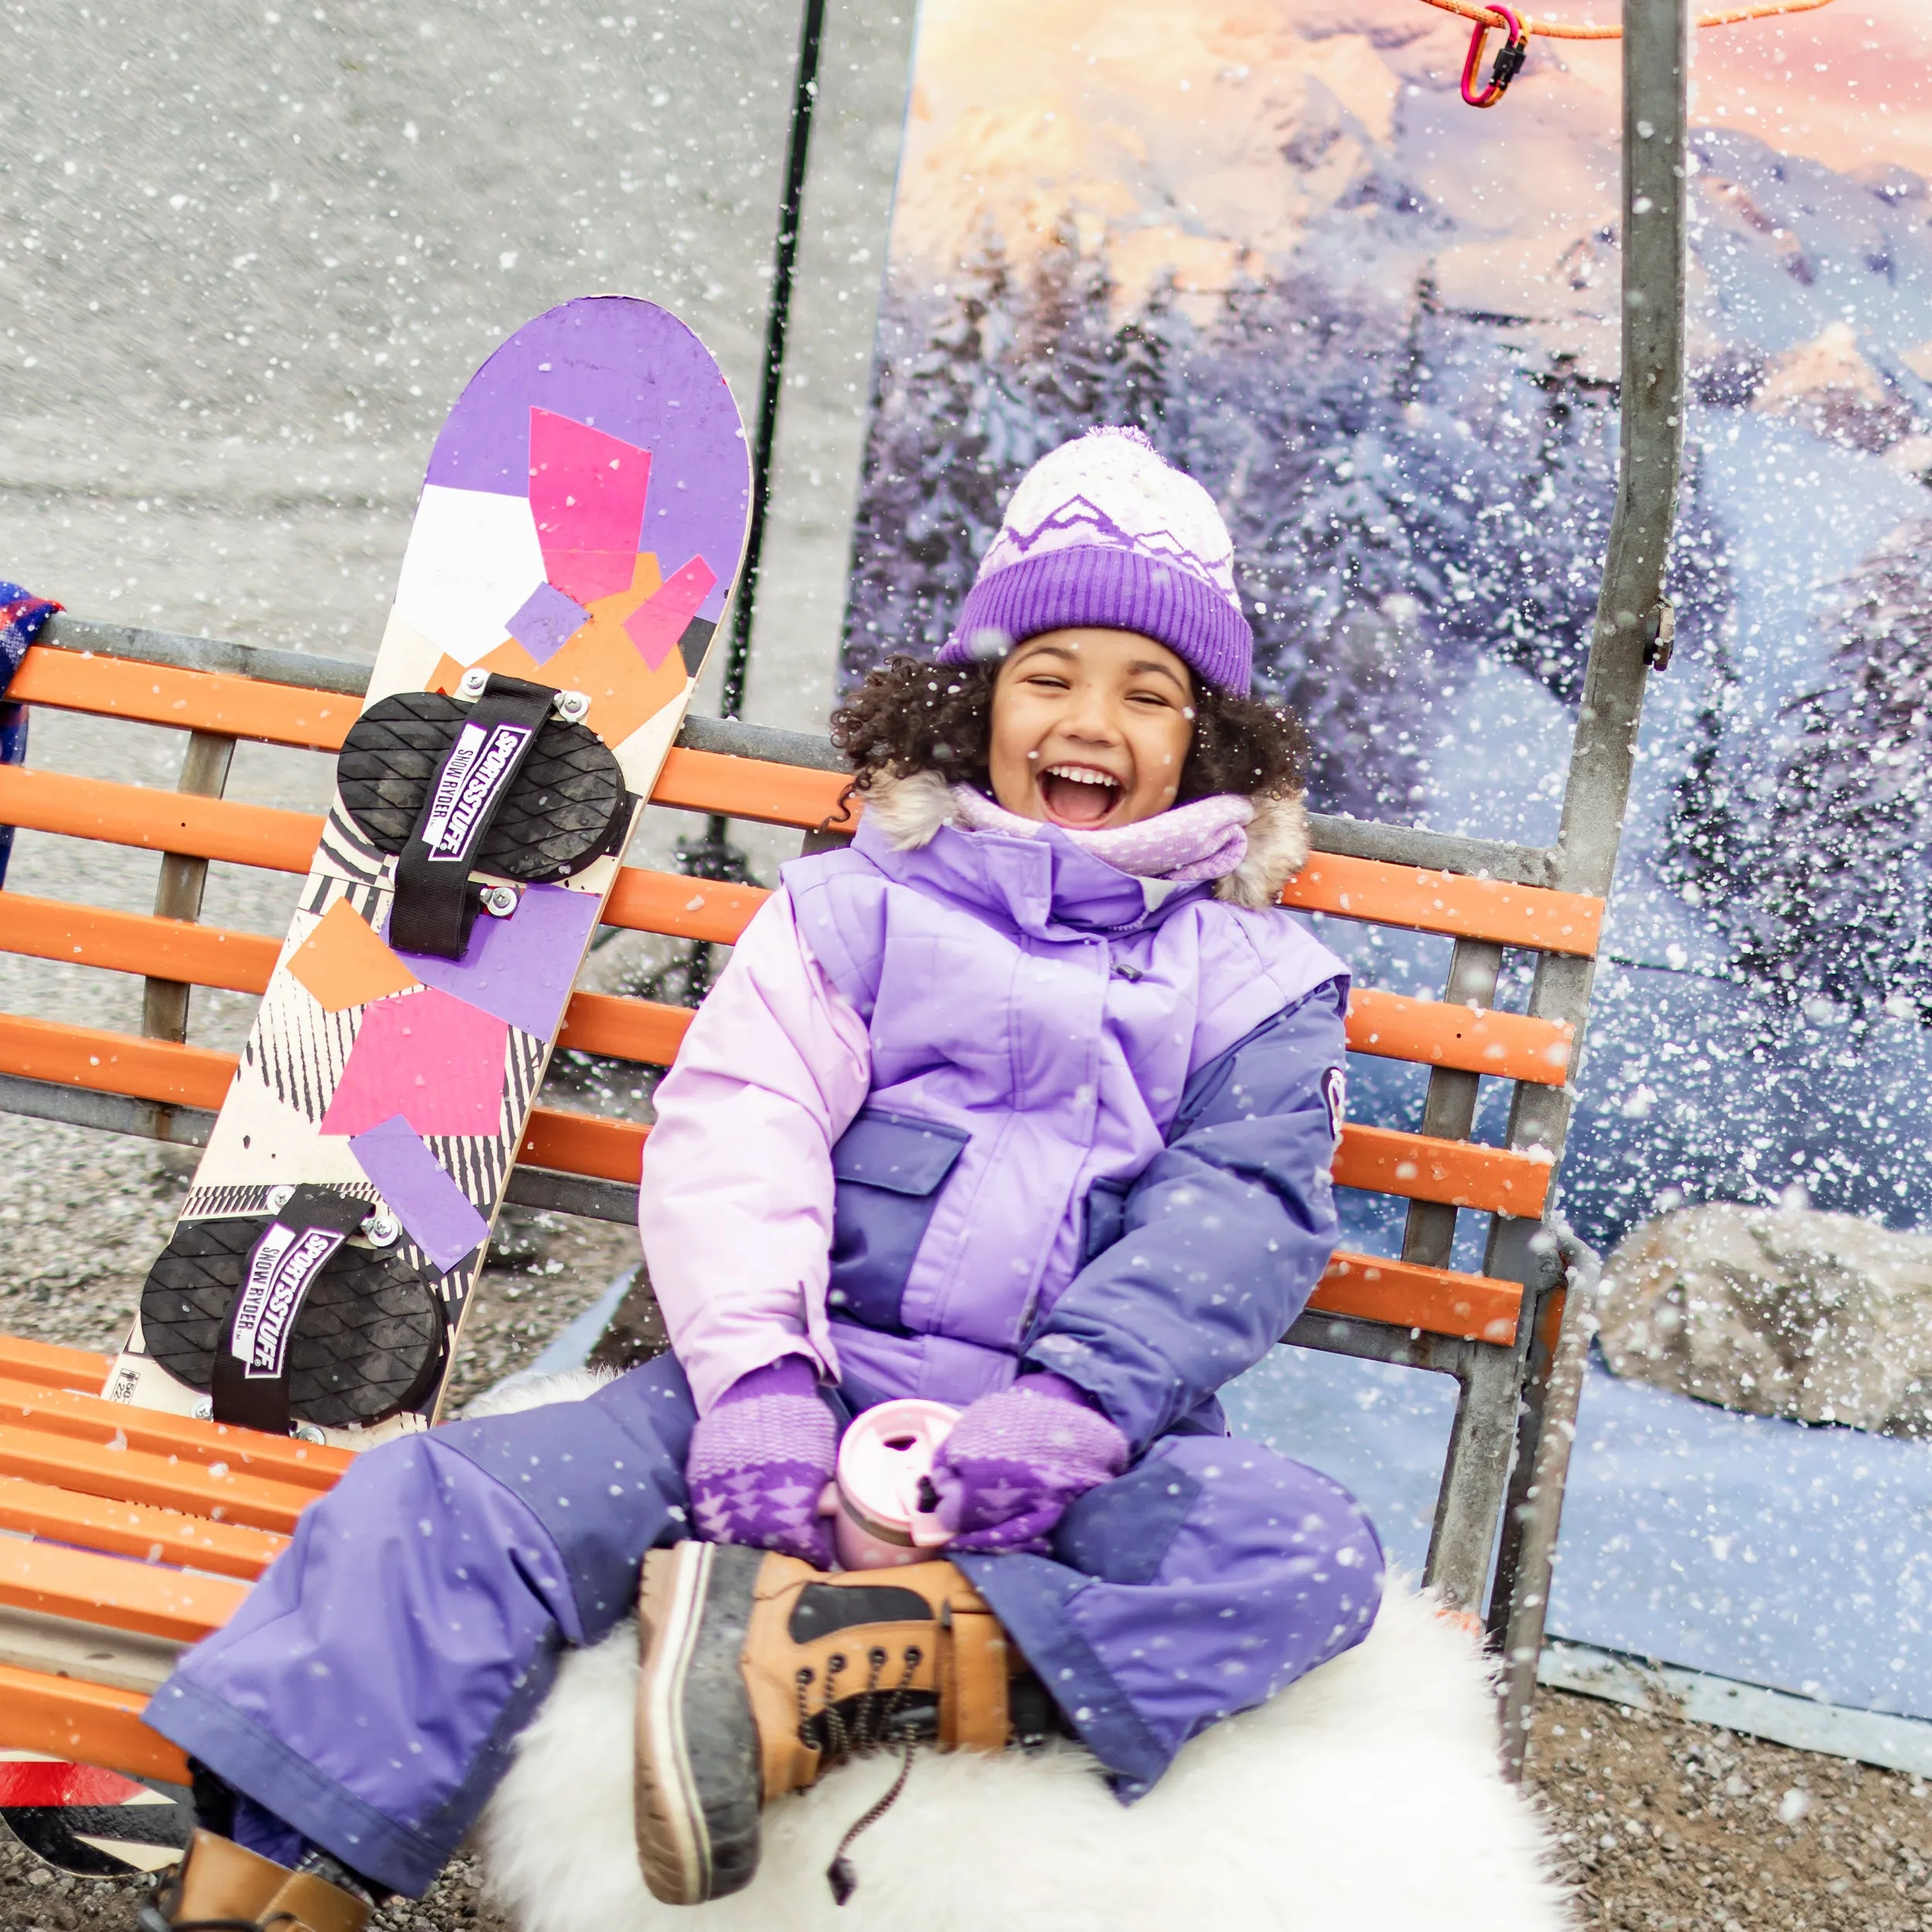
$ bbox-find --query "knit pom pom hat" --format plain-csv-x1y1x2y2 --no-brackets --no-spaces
937,426,1253,695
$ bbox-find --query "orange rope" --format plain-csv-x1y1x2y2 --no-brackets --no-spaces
1418,0,1833,39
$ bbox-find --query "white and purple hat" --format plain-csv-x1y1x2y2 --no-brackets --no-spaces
938,427,1253,695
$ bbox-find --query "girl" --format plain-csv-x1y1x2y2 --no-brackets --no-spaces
144,428,1383,1929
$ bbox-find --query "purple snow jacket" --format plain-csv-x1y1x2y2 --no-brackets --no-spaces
636,770,1349,1452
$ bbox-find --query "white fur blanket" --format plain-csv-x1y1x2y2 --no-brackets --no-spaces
472,1371,1573,1932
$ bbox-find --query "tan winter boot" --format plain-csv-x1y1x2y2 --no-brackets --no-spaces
633,1543,1014,1906
138,1829,369,1932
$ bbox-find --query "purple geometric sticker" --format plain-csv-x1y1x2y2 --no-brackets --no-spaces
389,883,601,1042
506,581,590,664
422,297,750,627
349,1113,490,1272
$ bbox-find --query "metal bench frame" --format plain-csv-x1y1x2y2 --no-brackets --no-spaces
0,0,1687,1792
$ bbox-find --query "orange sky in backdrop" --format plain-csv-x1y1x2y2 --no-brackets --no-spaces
1688,0,1932,175
889,0,1932,289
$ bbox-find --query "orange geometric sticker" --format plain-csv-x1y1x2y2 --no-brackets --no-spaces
287,899,423,1014
543,612,691,747
432,552,687,749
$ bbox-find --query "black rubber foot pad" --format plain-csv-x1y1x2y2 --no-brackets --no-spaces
338,691,629,882
141,1217,446,1428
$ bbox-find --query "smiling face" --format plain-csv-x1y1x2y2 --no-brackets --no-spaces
985,628,1196,831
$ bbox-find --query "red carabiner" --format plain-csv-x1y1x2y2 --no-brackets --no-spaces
1461,3,1529,109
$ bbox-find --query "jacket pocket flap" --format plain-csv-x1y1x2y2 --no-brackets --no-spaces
831,1108,969,1196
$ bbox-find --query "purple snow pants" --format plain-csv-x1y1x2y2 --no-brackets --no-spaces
146,1355,1383,1897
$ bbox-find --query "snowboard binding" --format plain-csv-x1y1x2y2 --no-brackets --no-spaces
338,669,633,960
139,1185,446,1435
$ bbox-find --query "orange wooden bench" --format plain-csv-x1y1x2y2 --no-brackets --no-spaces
0,614,1604,1791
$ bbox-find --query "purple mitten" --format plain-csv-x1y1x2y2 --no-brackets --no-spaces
685,1355,838,1567
927,1374,1130,1555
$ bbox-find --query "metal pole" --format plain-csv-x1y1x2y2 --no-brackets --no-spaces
667,0,827,1004
719,0,827,723
1488,0,1690,1775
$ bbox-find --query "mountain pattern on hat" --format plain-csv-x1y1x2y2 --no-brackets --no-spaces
938,426,1254,694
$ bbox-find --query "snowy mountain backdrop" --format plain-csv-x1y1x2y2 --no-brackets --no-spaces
842,2,1932,1257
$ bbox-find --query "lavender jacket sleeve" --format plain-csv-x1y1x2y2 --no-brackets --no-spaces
1023,975,1349,1451
637,890,872,1414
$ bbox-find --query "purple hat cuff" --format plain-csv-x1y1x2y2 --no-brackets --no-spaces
939,547,1254,695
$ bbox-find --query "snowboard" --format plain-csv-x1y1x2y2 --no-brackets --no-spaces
0,1755,193,1880
101,295,751,1449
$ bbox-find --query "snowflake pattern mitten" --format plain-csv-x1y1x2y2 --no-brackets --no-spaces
927,1373,1130,1556
685,1355,838,1568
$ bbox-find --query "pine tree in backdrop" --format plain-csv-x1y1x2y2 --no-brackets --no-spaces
1693,515,1932,1020
841,234,1719,821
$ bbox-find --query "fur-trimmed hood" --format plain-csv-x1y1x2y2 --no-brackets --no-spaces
860,768,1310,912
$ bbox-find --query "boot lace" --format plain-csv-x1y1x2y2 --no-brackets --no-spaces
794,1644,927,1906
794,1641,924,1760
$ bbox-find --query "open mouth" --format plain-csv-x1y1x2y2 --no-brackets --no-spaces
1038,763,1125,828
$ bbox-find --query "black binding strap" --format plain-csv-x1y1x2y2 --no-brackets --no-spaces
390,673,556,958
211,1186,372,1435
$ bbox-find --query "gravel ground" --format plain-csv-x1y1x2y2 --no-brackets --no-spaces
1525,1688,1932,1930
0,1841,510,1932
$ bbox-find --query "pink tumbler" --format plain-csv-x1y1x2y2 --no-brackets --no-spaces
824,1398,959,1570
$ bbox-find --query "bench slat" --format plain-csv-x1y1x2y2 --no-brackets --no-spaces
1281,853,1600,957
0,1010,1553,1223
2,870,768,975
9,652,853,835
0,766,322,872
1346,988,1572,1087
0,903,1576,1088
0,1419,320,1536
649,746,852,830
0,890,282,994
0,1539,247,1645
553,988,1575,1093
0,1663,190,1784
11,646,358,751
519,1105,647,1185
0,1336,111,1396
0,1012,236,1111
0,1475,287,1579
533,1105,1551,1219
1332,1121,1551,1217
602,866,774,944
0,765,1600,961
556,991,693,1066
1,900,1574,1089
1315,1250,1520,1345
5,650,1599,954
0,1379,349,1489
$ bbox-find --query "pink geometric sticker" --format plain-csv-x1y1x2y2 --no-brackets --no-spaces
623,556,717,671
529,407,651,605
319,987,509,1138
544,550,642,606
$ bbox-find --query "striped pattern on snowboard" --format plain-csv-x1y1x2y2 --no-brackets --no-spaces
103,296,750,1444
0,1754,192,1877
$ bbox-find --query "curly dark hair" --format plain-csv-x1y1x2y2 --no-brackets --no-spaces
828,655,1308,804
